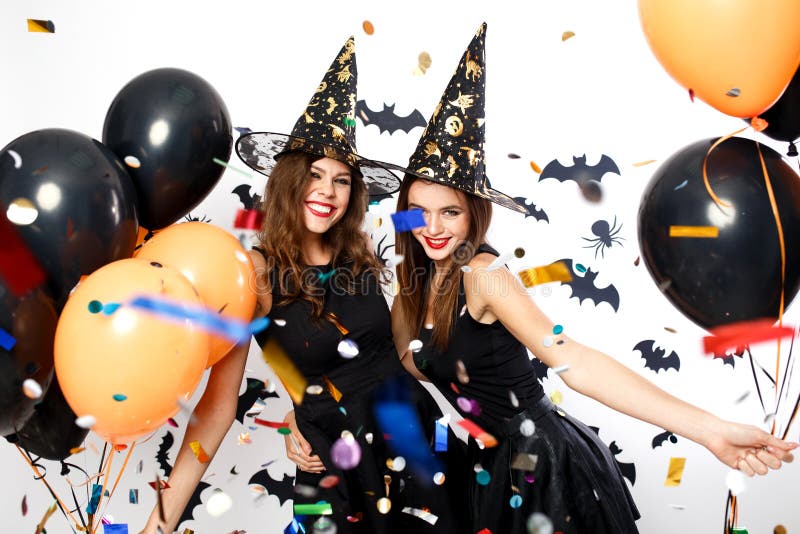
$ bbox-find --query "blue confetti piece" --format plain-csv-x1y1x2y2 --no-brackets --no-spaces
284,517,305,534
575,263,587,273
674,179,688,191
113,393,127,402
552,324,563,335
476,470,491,486
374,401,442,479
103,524,129,534
317,268,337,284
86,483,102,514
126,295,270,343
509,494,522,508
434,420,448,452
102,302,121,315
390,209,426,232
0,327,16,351
129,488,138,504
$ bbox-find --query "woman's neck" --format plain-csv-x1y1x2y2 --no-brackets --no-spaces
301,235,332,266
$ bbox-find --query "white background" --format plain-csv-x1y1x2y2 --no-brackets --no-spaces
2,1,799,533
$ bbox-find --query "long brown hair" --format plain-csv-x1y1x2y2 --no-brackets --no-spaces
394,175,492,350
257,151,384,318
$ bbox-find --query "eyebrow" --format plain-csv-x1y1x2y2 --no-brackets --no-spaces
408,203,463,211
310,164,351,179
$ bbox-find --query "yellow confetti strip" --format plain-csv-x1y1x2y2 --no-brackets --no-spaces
669,225,719,238
27,19,55,33
189,441,210,463
323,375,343,402
518,261,572,288
633,159,656,167
549,390,563,405
35,501,58,533
530,161,542,174
664,457,686,486
561,31,575,41
261,337,307,405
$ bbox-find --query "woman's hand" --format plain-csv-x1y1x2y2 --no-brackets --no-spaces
704,420,797,476
283,410,325,473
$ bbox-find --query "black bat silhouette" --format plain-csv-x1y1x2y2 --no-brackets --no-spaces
232,183,262,211
557,258,619,311
589,427,635,486
713,346,746,368
248,469,296,506
512,197,549,222
530,356,549,381
177,481,211,529
633,340,680,373
652,430,678,449
356,100,426,134
539,154,620,185
155,430,211,527
236,378,281,425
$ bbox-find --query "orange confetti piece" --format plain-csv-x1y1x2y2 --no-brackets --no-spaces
518,261,572,288
189,440,210,463
69,447,85,455
703,318,794,355
561,31,575,41
457,419,498,448
750,117,768,132
27,19,55,33
633,159,656,167
327,312,349,335
664,457,686,486
669,225,719,238
362,20,374,35
323,375,343,402
529,161,542,174
261,337,307,405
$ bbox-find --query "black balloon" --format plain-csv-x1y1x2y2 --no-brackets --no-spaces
0,129,139,309
103,68,233,229
0,281,57,435
4,377,88,461
759,67,800,145
638,137,800,329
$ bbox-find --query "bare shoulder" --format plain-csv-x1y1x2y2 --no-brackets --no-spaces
247,248,272,318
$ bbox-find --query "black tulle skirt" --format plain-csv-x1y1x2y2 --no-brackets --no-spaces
469,395,640,534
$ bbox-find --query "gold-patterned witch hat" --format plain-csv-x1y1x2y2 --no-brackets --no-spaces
236,37,400,197
394,23,528,213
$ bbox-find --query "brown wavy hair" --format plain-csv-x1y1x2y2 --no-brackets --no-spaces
256,151,385,319
394,175,492,351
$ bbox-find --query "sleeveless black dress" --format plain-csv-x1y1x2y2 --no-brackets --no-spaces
253,251,468,533
412,245,640,534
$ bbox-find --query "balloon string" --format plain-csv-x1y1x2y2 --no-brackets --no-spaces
88,446,115,533
756,141,786,430
93,442,136,531
701,127,748,208
15,445,83,531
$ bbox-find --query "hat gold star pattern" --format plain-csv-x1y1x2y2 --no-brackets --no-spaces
399,23,528,213
236,37,400,196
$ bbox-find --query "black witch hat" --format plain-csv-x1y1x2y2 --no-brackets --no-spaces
236,37,400,196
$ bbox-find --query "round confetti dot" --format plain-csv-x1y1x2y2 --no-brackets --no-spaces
509,494,523,509
549,390,563,405
456,397,472,412
149,261,163,268
433,472,446,485
337,339,360,359
365,432,374,444
75,415,96,429
575,263,587,273
319,475,340,489
376,497,391,514
542,336,554,348
509,391,519,408
331,436,361,470
527,512,554,534
524,472,536,483
206,489,232,517
418,51,432,70
514,247,525,259
112,393,127,402
391,456,406,472
725,469,746,496
519,419,535,437
408,339,423,352
362,20,374,35
473,463,483,473
552,324,563,335
508,153,521,159
561,31,575,41
22,379,42,399
6,198,38,225
775,526,787,534
124,155,141,168
313,516,336,533
87,300,103,314
424,323,433,330
306,385,324,395
460,265,472,273
469,399,482,416
580,180,603,203
277,427,291,435
456,360,469,384
274,319,287,327
475,470,491,486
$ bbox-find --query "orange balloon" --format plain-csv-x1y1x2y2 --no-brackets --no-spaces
54,258,209,444
136,222,257,367
639,0,800,118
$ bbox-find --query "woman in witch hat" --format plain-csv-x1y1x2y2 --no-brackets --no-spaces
141,37,465,534
389,24,798,533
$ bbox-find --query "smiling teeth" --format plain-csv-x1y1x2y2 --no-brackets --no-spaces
309,203,332,214
428,238,447,244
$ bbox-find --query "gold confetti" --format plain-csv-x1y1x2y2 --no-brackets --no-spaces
323,375,343,402
664,457,686,486
549,390,563,405
261,337,307,404
530,161,542,174
418,52,432,72
518,261,572,287
377,497,392,514
664,327,677,333
237,432,252,445
327,312,349,335
189,441,210,463
561,31,575,41
69,447,85,455
27,19,55,33
669,225,719,238
363,20,375,35
633,159,656,167
373,217,382,229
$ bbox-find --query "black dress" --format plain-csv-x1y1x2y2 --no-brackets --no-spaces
412,245,641,534
253,251,468,533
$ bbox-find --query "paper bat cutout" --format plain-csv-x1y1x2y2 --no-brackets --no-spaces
248,469,296,506
530,356,549,381
589,426,635,486
633,340,680,373
232,183,263,211
356,100,426,134
177,481,211,529
155,430,211,527
652,430,678,449
713,346,746,368
236,378,281,425
512,197,549,223
556,259,619,311
539,154,620,186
